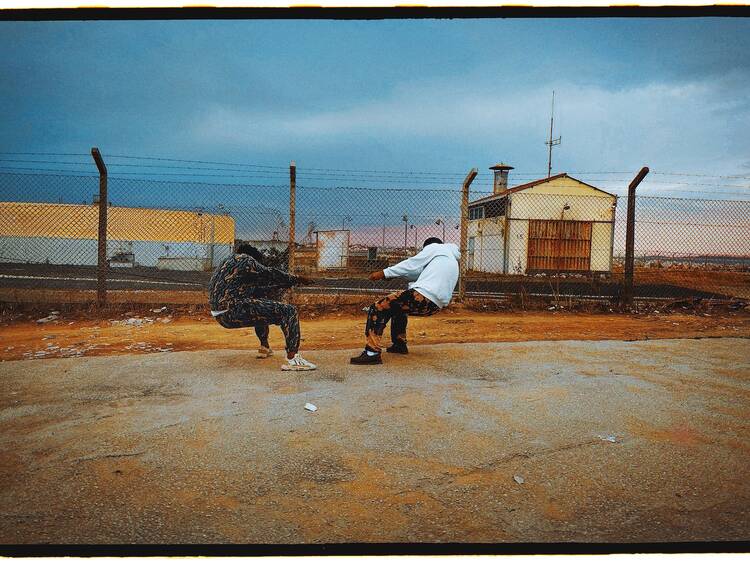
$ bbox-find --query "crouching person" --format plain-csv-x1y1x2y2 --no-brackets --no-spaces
209,243,316,371
350,237,460,365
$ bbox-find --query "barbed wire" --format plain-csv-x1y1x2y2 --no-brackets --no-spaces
3,153,750,194
0,167,98,176
3,151,750,180
102,153,289,170
0,152,89,157
1,170,748,199
1,166,747,305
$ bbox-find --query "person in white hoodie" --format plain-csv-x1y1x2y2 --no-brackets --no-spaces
350,237,461,365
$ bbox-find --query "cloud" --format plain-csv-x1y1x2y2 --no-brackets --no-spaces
188,70,750,185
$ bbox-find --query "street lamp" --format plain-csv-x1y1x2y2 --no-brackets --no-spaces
435,218,446,241
402,215,408,250
381,212,387,248
410,224,418,250
342,215,352,230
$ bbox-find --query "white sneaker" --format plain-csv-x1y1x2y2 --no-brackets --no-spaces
281,353,317,371
256,346,274,359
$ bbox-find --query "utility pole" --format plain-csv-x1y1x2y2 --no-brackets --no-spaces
545,90,562,178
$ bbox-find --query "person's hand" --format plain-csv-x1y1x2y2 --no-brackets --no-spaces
368,270,385,282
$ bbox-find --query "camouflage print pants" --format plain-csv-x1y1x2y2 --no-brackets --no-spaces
365,289,440,353
216,298,301,354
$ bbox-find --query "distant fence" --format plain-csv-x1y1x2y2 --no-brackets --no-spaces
0,154,748,307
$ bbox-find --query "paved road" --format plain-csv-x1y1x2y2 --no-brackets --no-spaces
0,262,731,300
1,338,748,543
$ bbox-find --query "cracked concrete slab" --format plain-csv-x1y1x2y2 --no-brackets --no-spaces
0,338,748,543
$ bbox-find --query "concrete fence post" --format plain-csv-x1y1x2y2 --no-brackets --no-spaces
91,147,108,307
458,168,478,302
623,166,650,308
289,161,296,275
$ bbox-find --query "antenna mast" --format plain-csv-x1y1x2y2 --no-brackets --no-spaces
545,90,562,177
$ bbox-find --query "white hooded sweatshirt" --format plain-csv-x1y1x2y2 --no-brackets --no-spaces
383,242,461,308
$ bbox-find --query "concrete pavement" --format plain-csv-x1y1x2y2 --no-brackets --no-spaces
1,338,748,543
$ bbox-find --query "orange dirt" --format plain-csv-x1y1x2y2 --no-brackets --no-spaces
1,308,748,362
629,268,750,299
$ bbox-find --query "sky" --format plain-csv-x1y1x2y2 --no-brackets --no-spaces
1,19,749,175
0,17,749,245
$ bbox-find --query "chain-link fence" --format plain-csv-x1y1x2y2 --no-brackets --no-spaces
0,163,748,307
464,188,749,302
292,182,463,299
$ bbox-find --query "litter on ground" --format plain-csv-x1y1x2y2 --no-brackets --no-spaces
36,314,59,324
111,317,155,328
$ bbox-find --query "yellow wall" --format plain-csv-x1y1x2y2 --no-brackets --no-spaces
509,179,616,272
509,178,616,222
467,218,504,273
521,176,610,197
467,177,617,273
0,202,235,244
591,222,614,271
506,219,529,274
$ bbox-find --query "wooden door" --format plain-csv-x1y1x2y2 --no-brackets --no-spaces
527,220,592,272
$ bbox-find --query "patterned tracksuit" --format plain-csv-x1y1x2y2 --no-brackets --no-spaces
208,254,301,354
365,288,440,353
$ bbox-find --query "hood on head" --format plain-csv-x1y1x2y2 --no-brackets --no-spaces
425,242,460,260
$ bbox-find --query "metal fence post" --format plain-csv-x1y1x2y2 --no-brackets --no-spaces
91,147,108,307
289,161,296,275
458,168,478,302
623,166,650,307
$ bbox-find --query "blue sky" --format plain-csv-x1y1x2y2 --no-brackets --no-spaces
1,18,749,207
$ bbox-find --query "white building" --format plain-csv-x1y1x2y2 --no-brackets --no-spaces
467,164,617,275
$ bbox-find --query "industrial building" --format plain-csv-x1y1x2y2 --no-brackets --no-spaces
467,164,617,275
0,202,235,271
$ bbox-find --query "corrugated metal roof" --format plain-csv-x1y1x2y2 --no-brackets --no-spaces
469,173,616,206
0,202,235,244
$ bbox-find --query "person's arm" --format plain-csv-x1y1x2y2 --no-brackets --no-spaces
261,264,300,287
236,255,299,287
382,248,432,280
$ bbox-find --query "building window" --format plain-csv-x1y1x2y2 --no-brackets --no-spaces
469,206,485,220
486,198,506,218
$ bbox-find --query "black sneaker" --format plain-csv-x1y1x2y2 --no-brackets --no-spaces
350,350,383,365
386,343,409,354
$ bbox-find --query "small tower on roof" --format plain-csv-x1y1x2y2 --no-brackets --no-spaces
490,163,514,194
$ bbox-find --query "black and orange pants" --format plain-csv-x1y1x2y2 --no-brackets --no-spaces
365,289,440,353
215,298,301,354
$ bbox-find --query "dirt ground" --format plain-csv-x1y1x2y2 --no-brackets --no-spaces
1,307,749,362
0,338,748,543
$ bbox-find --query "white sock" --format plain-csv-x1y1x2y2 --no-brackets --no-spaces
366,350,379,356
